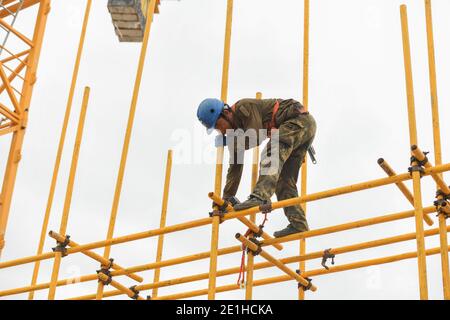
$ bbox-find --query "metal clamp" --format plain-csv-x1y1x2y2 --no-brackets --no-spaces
52,235,71,257
408,155,428,177
129,285,140,300
434,199,450,219
96,258,114,286
436,189,450,201
97,269,112,286
246,237,262,256
321,248,335,270
101,258,114,270
218,201,230,213
209,210,225,223
435,190,450,219
253,225,264,238
408,165,425,177
296,270,313,291
259,201,272,214
411,154,429,167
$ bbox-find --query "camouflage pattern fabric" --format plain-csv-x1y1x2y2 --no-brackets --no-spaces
251,113,316,232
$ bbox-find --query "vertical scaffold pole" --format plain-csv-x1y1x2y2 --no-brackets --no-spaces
48,86,91,299
244,91,261,300
96,0,158,300
400,4,428,300
424,0,450,300
299,0,309,301
29,0,92,300
152,150,173,298
208,0,234,300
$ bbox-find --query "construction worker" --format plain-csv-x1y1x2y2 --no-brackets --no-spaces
197,98,316,238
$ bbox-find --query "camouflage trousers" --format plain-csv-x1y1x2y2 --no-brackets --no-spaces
251,113,316,231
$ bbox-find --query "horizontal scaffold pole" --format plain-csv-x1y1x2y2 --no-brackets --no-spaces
65,212,443,301
0,200,437,272
0,206,437,298
50,231,143,282
236,233,317,291
51,162,449,255
97,273,145,301
208,192,283,250
378,158,434,226
151,244,450,300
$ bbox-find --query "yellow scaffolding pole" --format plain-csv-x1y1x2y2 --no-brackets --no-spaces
0,1,448,301
378,158,434,226
151,150,173,298
0,202,441,298
400,4,428,300
299,0,310,300
28,0,92,300
48,86,91,299
65,222,447,300
424,0,450,300
96,0,158,300
244,91,262,300
208,0,234,300
236,233,317,292
0,164,448,274
151,245,450,300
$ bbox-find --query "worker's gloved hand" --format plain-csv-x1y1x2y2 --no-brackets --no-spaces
224,196,241,207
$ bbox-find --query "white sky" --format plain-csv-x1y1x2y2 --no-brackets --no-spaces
1,0,450,300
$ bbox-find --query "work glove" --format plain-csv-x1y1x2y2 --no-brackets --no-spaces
211,196,240,212
224,196,241,207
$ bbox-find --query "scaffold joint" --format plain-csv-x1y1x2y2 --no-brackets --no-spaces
436,189,450,201
101,258,114,270
434,190,450,219
246,237,262,256
408,155,428,177
129,285,140,300
296,270,313,291
321,248,336,270
408,165,425,177
97,270,112,286
253,225,264,238
259,201,272,214
225,196,241,207
96,258,114,285
410,153,429,167
52,235,71,257
218,201,230,213
209,210,225,223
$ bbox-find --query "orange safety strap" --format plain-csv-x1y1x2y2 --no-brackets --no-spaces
237,212,269,287
267,100,280,137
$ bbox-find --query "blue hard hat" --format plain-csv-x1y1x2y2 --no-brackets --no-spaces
197,98,225,134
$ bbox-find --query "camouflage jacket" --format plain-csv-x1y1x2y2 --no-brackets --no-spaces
222,98,304,199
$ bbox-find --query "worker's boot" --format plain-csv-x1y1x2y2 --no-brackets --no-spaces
273,224,305,238
233,194,265,211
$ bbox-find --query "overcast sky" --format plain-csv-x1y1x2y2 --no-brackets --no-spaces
1,0,450,300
